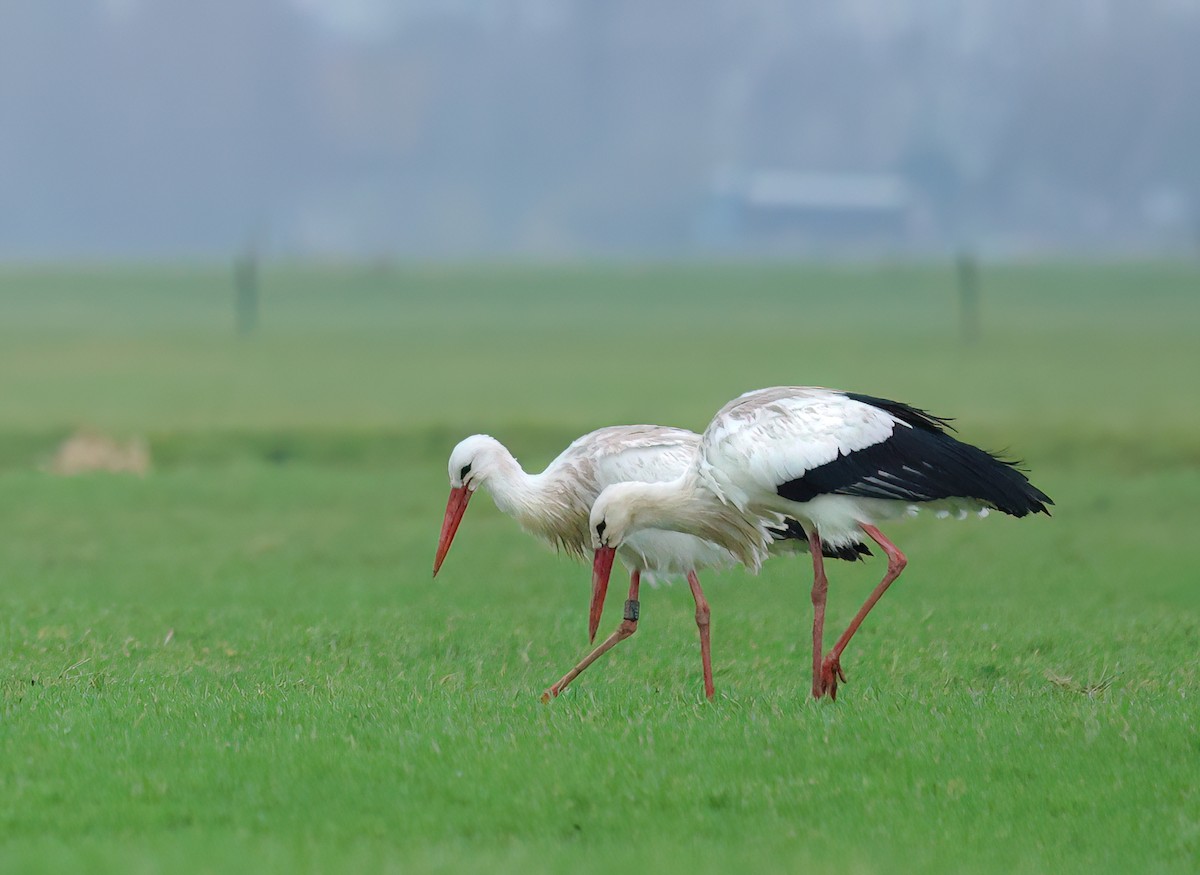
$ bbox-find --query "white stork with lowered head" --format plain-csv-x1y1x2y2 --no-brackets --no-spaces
586,387,1053,700
433,427,856,700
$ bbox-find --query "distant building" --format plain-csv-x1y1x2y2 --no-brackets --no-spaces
703,169,926,252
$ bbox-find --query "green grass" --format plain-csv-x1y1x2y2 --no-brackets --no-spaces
1,262,1198,873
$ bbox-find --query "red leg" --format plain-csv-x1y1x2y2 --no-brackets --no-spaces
686,571,715,700
809,528,829,699
542,570,641,701
820,523,907,700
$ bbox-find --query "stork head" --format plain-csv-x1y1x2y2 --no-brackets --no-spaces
589,482,645,553
585,482,647,642
433,434,503,576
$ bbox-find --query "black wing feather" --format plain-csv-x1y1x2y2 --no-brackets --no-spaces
842,392,958,434
778,395,1053,517
766,518,871,561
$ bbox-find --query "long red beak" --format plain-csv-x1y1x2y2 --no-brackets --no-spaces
588,545,617,643
433,486,472,576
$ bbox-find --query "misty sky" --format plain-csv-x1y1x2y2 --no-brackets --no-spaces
2,1,1198,259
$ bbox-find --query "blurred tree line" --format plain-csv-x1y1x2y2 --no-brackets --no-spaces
1,0,1197,257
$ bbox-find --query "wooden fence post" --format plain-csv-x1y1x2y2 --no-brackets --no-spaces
234,247,259,337
956,249,980,346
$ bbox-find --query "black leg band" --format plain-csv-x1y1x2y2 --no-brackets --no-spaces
624,599,640,622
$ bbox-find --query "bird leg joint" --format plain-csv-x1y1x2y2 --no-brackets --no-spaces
624,599,640,622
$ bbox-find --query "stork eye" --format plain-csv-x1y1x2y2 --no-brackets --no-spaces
459,464,471,480
595,520,607,538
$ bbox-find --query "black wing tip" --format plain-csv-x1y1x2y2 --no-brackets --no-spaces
997,486,1054,518
977,447,1054,517
833,540,873,562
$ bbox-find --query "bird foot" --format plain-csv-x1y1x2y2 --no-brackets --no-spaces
818,653,848,701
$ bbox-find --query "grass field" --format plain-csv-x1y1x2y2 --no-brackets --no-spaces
1,262,1198,873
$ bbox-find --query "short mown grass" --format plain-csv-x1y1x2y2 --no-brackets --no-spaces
0,263,1197,873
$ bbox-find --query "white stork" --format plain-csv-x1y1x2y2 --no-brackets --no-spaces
587,387,1053,700
433,427,855,700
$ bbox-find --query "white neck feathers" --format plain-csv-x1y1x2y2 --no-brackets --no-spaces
481,446,591,558
612,476,770,571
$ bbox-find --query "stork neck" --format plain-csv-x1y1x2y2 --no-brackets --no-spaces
482,446,585,543
621,474,768,570
482,447,540,515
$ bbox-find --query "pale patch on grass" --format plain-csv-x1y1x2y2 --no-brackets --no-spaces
47,430,150,476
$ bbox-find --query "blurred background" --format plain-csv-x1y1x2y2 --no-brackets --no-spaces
4,0,1200,261
1,9,1198,869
